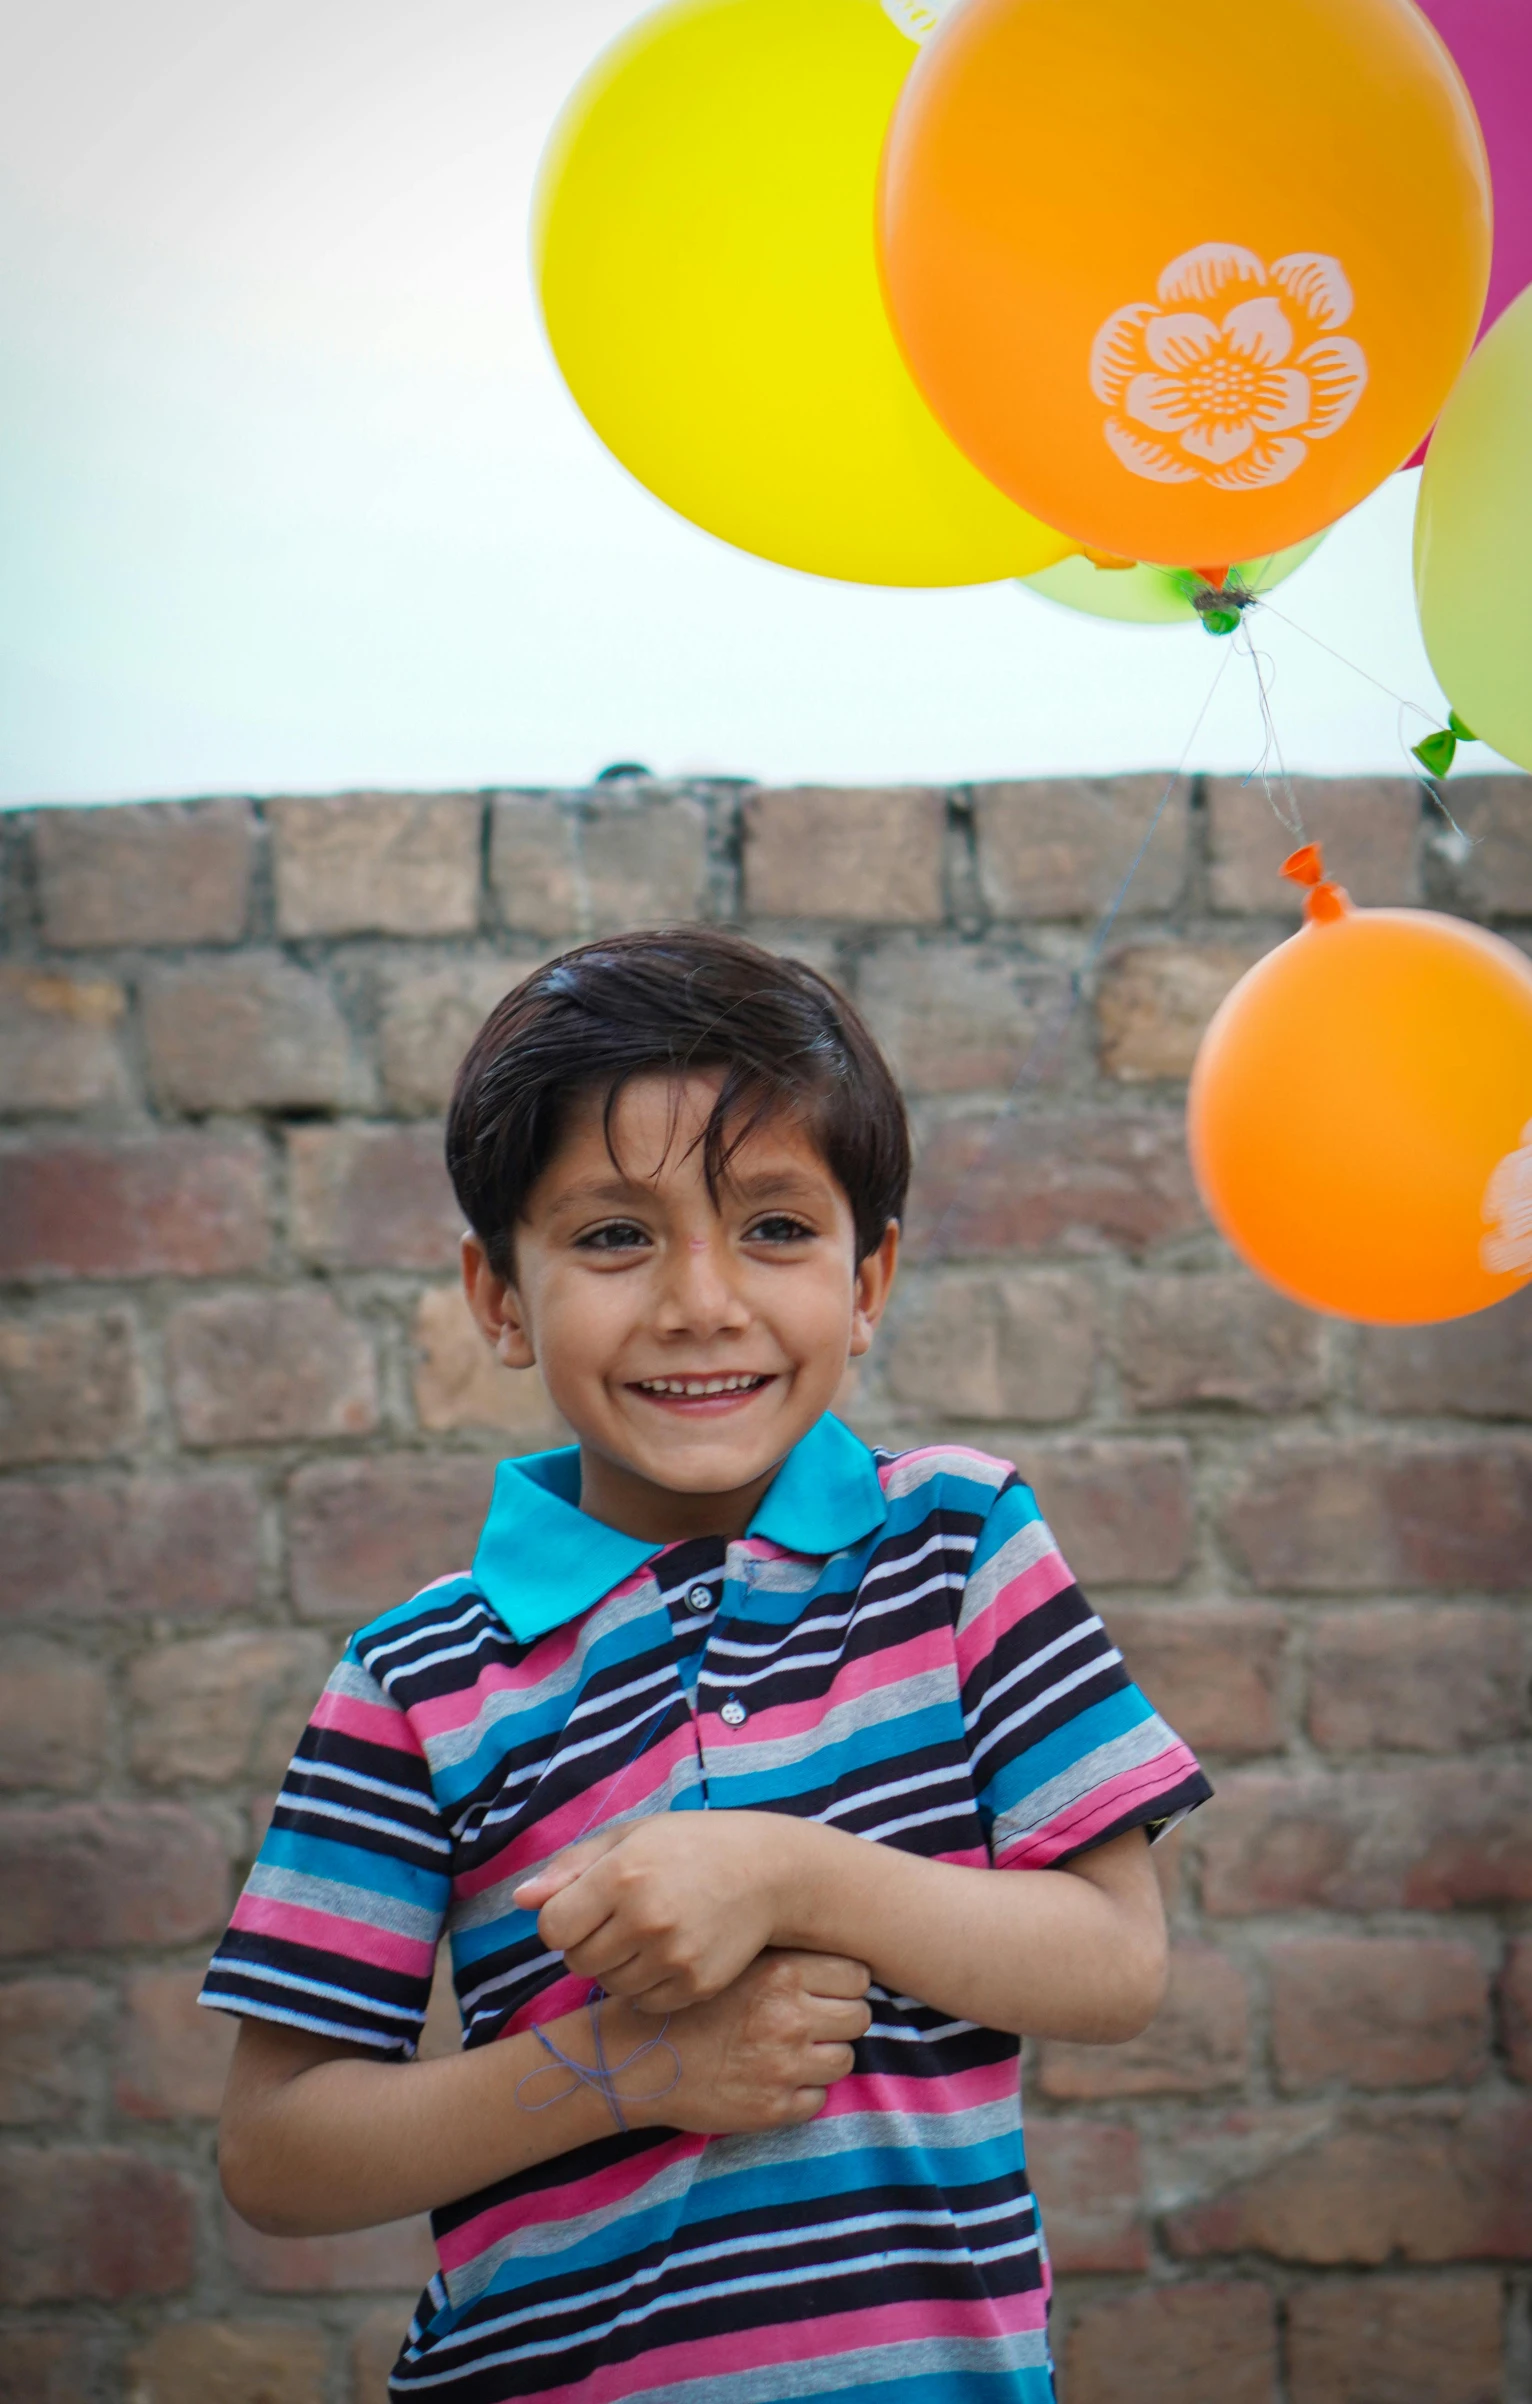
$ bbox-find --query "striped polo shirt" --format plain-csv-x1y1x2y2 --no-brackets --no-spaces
202,1414,1209,2404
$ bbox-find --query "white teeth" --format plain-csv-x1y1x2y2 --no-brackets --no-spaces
636,1374,768,1397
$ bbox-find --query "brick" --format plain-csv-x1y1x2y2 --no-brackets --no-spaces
224,2203,436,2292
0,1132,269,1282
1433,774,1532,918
1023,2119,1147,2270
973,776,1190,918
32,798,253,948
117,1965,237,2119
742,787,944,922
882,1270,1097,1422
1198,1767,1532,1916
1500,1938,1532,2082
143,956,358,1114
906,1110,1202,1256
1222,1439,1532,1593
0,1309,144,1465
127,2320,328,2404
288,1122,461,1270
1062,2280,1278,2404
269,792,481,936
1208,776,1421,912
0,1978,102,2122
0,966,127,1113
1038,1943,1247,2099
166,1291,378,1448
128,1630,329,1786
1287,2271,1505,2404
1025,1440,1193,1586
287,1454,497,1621
1307,1606,1528,1754
0,1636,109,1789
1120,1272,1324,1412
0,2325,110,2402
1270,1938,1490,2092
411,1284,565,1442
491,788,711,934
1108,1604,1286,1756
0,2145,195,2300
0,1472,260,1622
0,1803,227,1956
854,940,1077,1094
1356,1284,1532,1417
1096,941,1263,1081
351,2306,412,2403
379,957,529,1112
1163,2100,1532,2264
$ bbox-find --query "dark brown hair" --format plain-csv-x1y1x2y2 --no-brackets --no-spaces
446,927,910,1272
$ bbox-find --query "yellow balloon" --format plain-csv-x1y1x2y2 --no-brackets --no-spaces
533,0,1071,587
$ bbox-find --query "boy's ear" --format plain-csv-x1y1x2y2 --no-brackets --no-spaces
460,1231,536,1369
848,1220,899,1359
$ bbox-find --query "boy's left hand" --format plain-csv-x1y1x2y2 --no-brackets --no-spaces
513,1813,800,2011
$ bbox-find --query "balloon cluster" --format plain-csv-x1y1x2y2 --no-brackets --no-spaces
534,0,1532,1325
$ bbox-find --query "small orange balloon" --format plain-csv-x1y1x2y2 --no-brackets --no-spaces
879,0,1491,564
1188,858,1532,1324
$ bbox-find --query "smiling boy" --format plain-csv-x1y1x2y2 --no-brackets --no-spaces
204,927,1210,2404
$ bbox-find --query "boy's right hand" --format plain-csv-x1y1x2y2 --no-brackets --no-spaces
620,1949,871,2136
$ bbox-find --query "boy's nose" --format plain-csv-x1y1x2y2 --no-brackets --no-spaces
656,1233,750,1332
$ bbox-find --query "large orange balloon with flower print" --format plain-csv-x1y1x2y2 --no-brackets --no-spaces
878,0,1491,564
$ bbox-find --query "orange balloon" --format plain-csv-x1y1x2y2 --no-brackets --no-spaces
1188,862,1532,1325
879,0,1491,564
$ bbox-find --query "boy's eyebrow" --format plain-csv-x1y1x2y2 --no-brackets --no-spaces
541,1163,832,1218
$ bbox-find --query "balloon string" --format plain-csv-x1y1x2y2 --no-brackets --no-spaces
1234,619,1304,839
1248,597,1479,853
516,1991,682,2132
921,638,1236,1266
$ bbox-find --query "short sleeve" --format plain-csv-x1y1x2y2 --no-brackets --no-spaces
200,1647,452,2057
957,1474,1211,1869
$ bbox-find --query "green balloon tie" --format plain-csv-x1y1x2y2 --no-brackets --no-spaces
1411,711,1478,778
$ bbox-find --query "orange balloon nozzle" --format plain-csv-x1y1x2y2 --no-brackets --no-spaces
1281,842,1350,922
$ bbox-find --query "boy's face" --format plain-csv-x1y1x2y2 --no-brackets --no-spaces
462,1072,898,1541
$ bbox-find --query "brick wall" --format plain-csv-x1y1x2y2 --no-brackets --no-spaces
1,775,1529,2404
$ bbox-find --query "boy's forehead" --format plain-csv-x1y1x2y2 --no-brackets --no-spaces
546,1072,831,1195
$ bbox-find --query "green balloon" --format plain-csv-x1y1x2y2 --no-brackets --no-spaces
1020,535,1325,627
1415,284,1532,775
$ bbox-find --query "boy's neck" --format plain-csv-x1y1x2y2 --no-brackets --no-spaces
576,1443,779,1547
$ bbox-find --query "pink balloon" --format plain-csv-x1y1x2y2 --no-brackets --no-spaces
1407,1,1532,463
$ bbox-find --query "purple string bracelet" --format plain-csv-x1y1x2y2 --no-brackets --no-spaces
516,1991,681,2134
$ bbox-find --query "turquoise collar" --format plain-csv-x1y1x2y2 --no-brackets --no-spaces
470,1412,886,1644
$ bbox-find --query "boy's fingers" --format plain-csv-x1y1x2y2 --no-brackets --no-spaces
512,1827,627,1911
770,1951,872,1999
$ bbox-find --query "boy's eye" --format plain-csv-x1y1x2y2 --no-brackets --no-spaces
747,1214,815,1245
575,1221,650,1252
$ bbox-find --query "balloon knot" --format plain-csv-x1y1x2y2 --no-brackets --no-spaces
1187,568,1256,638
1282,843,1349,921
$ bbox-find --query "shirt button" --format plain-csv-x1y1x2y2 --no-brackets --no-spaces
685,1584,714,1615
720,1699,747,1728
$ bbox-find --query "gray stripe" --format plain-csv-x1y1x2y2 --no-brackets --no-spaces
244,1863,441,1942
992,1712,1176,1852
425,1580,664,1774
879,1447,1008,1503
957,1517,1060,1636
618,2329,1051,2404
719,1662,960,1782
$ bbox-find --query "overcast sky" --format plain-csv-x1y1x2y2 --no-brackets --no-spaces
0,0,1506,804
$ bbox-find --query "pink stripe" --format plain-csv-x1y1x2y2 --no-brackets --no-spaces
877,1442,1014,1489
997,1742,1201,1870
817,2053,1020,2122
563,2287,1048,2404
451,1727,697,1901
410,1623,583,1742
440,2127,704,2272
955,1548,1075,1680
309,1688,425,1755
230,1891,436,1979
713,1623,954,1749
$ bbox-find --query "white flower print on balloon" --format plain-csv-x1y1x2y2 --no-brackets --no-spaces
1482,1120,1532,1277
1090,244,1368,489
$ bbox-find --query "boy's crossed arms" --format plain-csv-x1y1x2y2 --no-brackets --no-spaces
220,1807,1162,2239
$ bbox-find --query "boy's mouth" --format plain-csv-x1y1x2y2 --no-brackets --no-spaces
629,1372,775,1406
